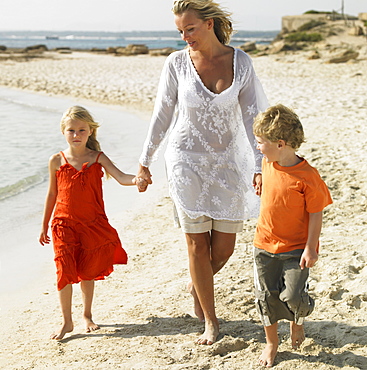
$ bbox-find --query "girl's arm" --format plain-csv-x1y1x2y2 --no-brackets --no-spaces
299,211,323,269
39,154,59,246
98,152,141,186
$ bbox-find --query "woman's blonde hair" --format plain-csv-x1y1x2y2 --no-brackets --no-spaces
60,106,101,152
172,0,233,45
253,104,305,149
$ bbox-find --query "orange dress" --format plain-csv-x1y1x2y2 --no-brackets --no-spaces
51,151,127,290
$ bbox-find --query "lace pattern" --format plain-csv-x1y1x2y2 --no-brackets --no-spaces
139,48,268,220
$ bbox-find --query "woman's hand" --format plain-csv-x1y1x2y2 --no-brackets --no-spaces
253,173,262,196
136,164,153,192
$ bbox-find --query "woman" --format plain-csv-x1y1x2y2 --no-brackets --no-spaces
137,0,268,345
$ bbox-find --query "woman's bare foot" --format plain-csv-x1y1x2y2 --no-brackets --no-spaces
84,316,100,333
290,321,305,349
187,282,205,322
259,343,278,367
50,322,74,340
196,319,219,345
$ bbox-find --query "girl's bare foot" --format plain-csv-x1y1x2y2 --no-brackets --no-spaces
196,320,219,345
84,316,100,333
259,343,278,368
290,321,305,349
187,282,205,322
50,322,74,340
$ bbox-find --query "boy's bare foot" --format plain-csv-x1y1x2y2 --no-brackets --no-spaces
196,320,219,345
187,282,205,322
50,322,74,340
259,343,278,367
290,321,305,349
84,316,100,333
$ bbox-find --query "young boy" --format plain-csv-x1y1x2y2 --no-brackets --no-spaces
252,104,332,367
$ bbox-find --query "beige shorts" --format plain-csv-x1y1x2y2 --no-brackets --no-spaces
173,204,243,234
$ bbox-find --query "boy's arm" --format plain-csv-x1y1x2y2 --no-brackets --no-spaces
39,155,59,246
299,211,323,270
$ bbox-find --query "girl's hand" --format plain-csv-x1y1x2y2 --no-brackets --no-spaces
253,173,262,196
133,177,149,192
39,231,51,246
136,165,152,192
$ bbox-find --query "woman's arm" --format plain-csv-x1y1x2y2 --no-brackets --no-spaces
238,52,268,173
139,53,178,169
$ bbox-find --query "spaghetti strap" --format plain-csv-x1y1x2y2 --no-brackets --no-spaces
95,151,103,163
60,151,68,163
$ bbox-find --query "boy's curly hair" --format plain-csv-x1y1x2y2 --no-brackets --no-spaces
253,104,305,149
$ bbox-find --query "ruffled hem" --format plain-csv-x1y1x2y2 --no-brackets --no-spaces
55,240,127,291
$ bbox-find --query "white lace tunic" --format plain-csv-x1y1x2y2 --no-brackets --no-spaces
139,48,268,220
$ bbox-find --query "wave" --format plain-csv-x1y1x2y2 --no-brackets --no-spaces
0,172,46,201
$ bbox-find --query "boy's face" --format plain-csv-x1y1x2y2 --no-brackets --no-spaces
255,136,280,163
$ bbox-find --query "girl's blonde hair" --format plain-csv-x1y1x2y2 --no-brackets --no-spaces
253,104,305,150
172,0,233,45
60,106,112,178
60,106,101,152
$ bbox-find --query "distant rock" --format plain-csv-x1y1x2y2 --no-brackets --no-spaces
308,50,321,59
239,41,257,53
113,44,149,56
125,44,149,55
23,44,48,53
328,50,359,63
149,47,176,56
348,26,364,36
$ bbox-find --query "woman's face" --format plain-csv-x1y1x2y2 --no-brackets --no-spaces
175,10,212,51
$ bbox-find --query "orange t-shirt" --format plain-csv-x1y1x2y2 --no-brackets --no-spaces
254,158,332,254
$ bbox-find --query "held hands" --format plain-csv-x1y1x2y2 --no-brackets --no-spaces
299,246,318,270
134,164,153,192
133,177,149,192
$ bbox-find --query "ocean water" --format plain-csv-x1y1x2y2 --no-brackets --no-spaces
0,87,166,307
0,30,278,50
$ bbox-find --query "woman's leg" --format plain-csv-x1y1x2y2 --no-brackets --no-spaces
80,279,100,332
186,231,236,344
51,284,74,340
210,230,236,274
188,231,236,321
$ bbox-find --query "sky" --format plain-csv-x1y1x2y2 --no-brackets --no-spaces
1,0,365,32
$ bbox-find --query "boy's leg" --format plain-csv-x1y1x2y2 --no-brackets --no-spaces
280,251,314,348
290,321,305,349
51,284,74,340
80,279,100,332
259,322,279,368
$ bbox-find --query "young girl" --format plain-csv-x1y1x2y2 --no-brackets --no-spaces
39,106,145,340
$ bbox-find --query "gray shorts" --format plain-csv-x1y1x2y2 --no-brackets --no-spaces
173,203,244,234
253,246,315,326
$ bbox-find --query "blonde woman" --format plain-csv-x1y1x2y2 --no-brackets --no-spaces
137,0,268,344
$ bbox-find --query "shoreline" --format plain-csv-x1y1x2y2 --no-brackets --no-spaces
0,49,367,369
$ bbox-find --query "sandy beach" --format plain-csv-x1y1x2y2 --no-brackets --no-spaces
0,39,367,369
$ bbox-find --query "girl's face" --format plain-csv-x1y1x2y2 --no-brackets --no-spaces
175,10,213,51
63,118,92,148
